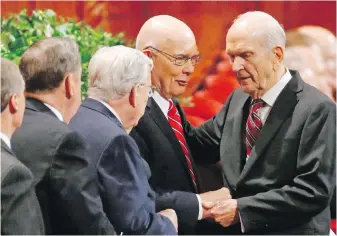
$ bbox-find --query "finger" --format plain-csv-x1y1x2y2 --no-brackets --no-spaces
202,201,216,209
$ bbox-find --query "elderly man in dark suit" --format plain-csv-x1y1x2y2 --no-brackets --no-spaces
70,45,182,235
1,58,44,235
11,37,115,234
130,15,231,235
185,11,336,235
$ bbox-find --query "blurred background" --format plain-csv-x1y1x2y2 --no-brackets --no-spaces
2,1,336,126
1,1,336,230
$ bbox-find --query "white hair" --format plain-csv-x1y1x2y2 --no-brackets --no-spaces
235,11,286,51
88,45,153,101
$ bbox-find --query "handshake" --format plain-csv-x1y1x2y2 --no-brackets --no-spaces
158,187,239,231
199,187,239,227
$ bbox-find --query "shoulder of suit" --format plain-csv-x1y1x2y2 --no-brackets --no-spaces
299,82,335,110
1,150,32,181
23,109,70,133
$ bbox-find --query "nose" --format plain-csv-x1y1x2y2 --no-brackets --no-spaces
182,59,195,74
232,56,244,73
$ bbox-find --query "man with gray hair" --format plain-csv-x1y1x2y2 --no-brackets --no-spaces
11,37,116,234
70,45,179,234
185,11,336,234
1,58,44,234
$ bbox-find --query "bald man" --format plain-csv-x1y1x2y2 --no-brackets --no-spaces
185,11,336,234
130,15,231,234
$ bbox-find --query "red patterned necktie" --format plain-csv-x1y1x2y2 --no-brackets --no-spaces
246,99,264,157
168,100,197,191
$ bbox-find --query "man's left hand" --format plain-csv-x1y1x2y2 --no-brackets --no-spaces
210,199,240,227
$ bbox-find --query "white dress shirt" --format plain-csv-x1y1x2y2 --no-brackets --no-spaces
152,91,203,220
0,132,11,149
44,103,64,122
258,68,292,125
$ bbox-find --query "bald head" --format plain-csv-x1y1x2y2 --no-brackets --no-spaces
136,15,196,51
228,11,286,51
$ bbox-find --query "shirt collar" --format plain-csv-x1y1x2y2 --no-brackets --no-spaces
261,67,292,107
152,91,170,119
91,98,123,125
43,103,64,122
0,132,11,149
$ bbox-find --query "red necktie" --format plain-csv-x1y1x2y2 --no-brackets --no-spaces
168,100,197,191
246,99,264,157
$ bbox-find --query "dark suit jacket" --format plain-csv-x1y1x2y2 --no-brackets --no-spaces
70,99,201,234
130,98,222,234
186,70,336,235
131,98,201,194
1,141,44,235
11,98,115,235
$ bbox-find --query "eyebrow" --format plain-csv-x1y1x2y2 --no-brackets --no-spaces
226,49,254,55
174,53,200,57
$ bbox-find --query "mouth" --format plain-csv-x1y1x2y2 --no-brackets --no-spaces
238,76,251,81
176,80,188,86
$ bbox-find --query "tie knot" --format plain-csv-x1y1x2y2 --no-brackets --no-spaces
250,99,264,113
168,99,174,111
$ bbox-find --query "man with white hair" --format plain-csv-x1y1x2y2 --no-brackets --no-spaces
130,15,231,235
69,45,181,235
185,11,336,234
1,58,44,234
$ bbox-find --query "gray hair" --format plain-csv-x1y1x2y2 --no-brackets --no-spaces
1,58,25,112
234,11,286,51
19,37,81,92
88,45,153,101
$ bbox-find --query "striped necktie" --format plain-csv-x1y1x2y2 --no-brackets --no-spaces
168,100,197,191
246,99,264,157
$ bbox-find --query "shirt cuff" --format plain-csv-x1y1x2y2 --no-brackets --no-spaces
238,210,245,233
196,194,203,220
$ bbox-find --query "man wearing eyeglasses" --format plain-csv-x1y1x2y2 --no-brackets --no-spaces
130,15,231,234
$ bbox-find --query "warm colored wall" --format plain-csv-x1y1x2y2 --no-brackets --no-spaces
2,1,336,96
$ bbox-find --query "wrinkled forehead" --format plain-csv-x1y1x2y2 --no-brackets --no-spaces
226,26,266,53
159,31,199,55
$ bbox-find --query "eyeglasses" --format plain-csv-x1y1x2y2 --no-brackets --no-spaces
138,83,157,98
146,46,201,66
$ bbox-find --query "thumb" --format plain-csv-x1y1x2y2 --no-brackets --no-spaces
202,201,216,209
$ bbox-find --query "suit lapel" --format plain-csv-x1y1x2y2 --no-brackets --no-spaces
221,92,250,190
147,98,198,192
238,72,303,183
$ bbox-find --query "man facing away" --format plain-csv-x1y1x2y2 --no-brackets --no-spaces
69,45,178,235
1,58,44,235
11,37,116,234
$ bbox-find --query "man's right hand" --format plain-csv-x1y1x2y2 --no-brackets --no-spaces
199,187,232,219
158,208,178,231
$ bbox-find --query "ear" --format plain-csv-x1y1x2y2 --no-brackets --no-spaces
64,73,74,99
143,49,152,58
129,86,137,108
273,46,284,69
8,94,19,114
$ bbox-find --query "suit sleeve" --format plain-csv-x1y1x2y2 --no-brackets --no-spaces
1,160,45,234
155,190,199,228
97,134,177,235
184,92,234,164
50,131,116,235
237,101,336,232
